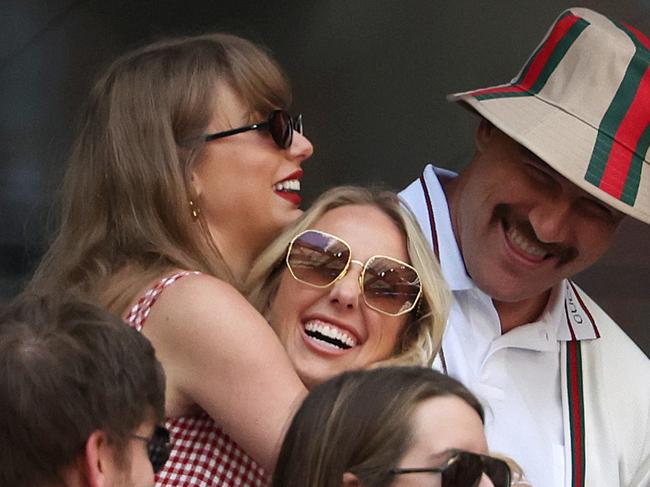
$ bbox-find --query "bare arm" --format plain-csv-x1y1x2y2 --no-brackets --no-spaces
139,273,306,470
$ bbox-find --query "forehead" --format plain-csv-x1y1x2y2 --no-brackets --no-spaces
208,82,253,129
311,204,409,261
408,395,488,456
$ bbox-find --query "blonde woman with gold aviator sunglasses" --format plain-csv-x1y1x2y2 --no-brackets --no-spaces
247,186,450,387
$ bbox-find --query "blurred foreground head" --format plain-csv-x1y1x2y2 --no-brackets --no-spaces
272,366,512,487
0,293,166,487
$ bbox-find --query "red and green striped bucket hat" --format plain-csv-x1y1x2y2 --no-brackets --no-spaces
449,7,650,224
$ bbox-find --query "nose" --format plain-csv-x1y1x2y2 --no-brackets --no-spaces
528,194,573,244
327,264,361,311
288,131,314,163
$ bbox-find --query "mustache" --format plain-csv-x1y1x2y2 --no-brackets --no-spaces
492,204,578,266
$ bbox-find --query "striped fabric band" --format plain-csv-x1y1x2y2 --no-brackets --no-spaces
418,172,447,373
468,12,589,100
567,341,586,487
567,281,600,338
419,174,440,259
585,22,650,205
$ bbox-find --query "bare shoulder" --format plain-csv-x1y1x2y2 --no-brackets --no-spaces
142,272,248,313
134,271,305,467
142,272,266,342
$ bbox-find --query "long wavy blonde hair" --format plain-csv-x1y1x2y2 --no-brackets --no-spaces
246,186,450,367
29,33,291,314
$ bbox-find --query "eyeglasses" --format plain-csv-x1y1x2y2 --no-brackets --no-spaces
203,109,303,149
285,229,422,316
131,425,171,474
389,450,511,487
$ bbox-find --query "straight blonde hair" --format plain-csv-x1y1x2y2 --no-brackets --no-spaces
30,33,291,314
246,186,450,368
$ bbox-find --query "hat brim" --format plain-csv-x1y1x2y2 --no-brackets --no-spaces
449,89,650,224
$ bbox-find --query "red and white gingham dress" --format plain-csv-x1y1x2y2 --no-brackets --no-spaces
125,271,268,486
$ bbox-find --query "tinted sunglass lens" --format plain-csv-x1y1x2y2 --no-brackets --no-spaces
362,257,421,315
484,458,511,487
293,114,303,134
288,231,349,286
269,110,292,149
442,452,483,487
148,427,171,474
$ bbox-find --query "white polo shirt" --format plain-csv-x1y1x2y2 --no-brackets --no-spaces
400,165,601,487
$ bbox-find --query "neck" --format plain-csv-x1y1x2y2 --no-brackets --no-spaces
214,235,256,284
493,289,551,333
207,223,265,285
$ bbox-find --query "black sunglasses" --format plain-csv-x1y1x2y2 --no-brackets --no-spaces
389,450,511,487
131,425,171,474
202,109,303,149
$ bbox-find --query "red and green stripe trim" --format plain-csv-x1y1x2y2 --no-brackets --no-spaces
420,171,442,374
584,22,650,206
419,174,440,259
566,340,586,487
469,12,589,101
567,281,600,338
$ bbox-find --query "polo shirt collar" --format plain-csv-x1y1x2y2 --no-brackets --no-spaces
402,164,474,291
554,280,601,341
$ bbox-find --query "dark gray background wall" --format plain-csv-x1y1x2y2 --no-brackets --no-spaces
2,0,649,356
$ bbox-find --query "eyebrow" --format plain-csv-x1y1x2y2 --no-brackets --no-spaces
518,144,555,170
518,144,624,216
426,448,458,464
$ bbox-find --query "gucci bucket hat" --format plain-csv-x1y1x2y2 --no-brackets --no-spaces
449,7,650,224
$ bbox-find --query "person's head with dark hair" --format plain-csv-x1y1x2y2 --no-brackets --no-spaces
0,293,167,487
272,366,511,487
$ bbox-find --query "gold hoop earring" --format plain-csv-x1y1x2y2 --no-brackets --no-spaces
189,200,200,221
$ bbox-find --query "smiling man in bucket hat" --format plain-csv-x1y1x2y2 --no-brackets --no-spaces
400,7,650,487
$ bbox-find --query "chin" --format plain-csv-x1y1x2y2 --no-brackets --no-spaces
270,208,303,234
473,273,530,303
488,281,553,305
298,373,320,390
296,367,334,390
284,207,304,223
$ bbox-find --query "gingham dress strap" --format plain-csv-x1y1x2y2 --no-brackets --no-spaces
124,271,200,331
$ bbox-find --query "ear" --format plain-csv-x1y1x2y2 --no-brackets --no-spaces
189,167,203,200
82,430,114,487
474,118,496,152
342,471,362,487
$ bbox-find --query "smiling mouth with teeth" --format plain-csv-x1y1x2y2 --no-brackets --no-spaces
506,225,548,259
501,218,577,267
273,179,301,192
304,320,357,350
